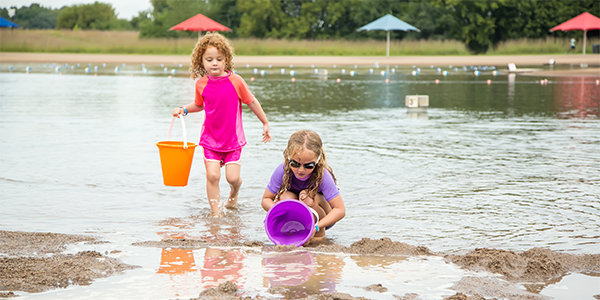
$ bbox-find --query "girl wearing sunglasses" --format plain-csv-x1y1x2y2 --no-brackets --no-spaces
262,130,346,245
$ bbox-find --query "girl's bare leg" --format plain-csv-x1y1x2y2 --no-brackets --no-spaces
205,161,221,214
224,163,242,209
299,190,327,242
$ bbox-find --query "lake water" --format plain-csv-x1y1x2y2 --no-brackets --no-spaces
1,62,599,299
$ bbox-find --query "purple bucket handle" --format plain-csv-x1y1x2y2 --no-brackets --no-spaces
264,199,319,247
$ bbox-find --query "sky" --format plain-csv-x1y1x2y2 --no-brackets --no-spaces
4,0,152,20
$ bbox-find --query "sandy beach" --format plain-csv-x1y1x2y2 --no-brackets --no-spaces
1,52,599,77
2,230,599,300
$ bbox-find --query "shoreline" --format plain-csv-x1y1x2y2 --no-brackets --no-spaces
2,52,598,77
2,51,599,67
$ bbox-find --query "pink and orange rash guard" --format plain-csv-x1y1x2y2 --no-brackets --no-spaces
194,71,256,152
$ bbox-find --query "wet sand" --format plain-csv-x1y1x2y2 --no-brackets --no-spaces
1,230,599,299
1,52,599,77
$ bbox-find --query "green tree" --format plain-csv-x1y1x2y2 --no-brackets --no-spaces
56,2,120,30
446,0,500,53
1,3,59,29
237,0,288,38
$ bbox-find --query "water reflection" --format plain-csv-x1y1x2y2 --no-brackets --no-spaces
201,248,246,289
263,251,343,298
157,248,196,275
555,76,599,119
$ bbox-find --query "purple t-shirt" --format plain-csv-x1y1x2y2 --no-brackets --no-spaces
267,163,340,201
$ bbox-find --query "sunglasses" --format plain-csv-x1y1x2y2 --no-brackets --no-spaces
288,154,321,170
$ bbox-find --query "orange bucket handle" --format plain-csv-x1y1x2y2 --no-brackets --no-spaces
168,115,188,149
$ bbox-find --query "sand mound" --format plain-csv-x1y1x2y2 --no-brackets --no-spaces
445,247,600,283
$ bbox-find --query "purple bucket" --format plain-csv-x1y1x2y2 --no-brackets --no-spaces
264,199,317,247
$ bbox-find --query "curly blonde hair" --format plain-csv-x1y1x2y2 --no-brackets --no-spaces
275,130,338,201
189,32,235,79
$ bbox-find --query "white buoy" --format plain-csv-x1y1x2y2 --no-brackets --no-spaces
492,70,499,76
442,71,449,76
94,66,99,71
25,66,31,72
280,68,285,74
290,70,296,76
114,66,120,73
369,68,373,74
350,70,356,76
268,64,272,68
85,67,90,73
178,64,183,68
341,69,346,74
314,69,319,74
311,65,315,68
354,65,358,69
164,67,169,72
391,68,396,73
171,69,177,75
380,71,386,76
412,70,418,76
333,65,337,68
436,68,442,73
253,68,258,74
260,70,266,76
323,69,328,75
290,64,294,68
474,70,481,76
76,63,80,67
102,63,106,67
122,63,126,67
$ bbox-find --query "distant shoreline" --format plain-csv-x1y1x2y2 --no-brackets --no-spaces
1,52,599,76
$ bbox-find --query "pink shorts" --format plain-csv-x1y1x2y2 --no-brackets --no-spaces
203,148,243,167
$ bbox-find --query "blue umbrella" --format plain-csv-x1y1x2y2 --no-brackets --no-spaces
358,14,420,57
0,16,21,28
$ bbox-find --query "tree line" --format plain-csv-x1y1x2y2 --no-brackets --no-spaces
2,0,598,53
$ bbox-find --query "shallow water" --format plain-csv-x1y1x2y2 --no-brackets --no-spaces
1,62,599,299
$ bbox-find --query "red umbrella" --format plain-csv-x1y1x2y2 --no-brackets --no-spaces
169,14,231,38
550,12,600,55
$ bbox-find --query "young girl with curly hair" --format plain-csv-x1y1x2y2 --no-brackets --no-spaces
172,32,271,215
261,130,346,244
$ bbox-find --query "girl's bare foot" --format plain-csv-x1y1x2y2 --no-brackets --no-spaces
224,192,238,209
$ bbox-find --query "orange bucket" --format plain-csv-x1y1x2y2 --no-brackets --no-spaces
156,116,197,187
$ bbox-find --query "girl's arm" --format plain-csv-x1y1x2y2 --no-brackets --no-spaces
261,189,277,212
246,100,271,143
172,102,204,117
317,194,345,230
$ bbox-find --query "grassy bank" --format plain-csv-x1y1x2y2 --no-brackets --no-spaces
1,29,597,56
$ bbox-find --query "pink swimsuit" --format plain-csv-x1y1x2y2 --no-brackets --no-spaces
194,71,256,152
